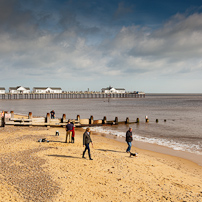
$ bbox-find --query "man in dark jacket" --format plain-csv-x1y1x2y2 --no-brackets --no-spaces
82,128,93,160
126,127,133,153
65,120,74,143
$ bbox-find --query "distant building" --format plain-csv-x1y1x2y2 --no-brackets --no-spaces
9,86,30,94
33,87,62,93
101,86,126,94
0,87,6,94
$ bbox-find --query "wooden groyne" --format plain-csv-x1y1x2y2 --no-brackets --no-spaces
0,92,145,100
0,111,165,128
0,111,142,128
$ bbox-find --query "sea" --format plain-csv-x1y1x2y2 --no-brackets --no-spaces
1,94,202,165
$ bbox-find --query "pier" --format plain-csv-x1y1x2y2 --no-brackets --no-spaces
0,92,145,100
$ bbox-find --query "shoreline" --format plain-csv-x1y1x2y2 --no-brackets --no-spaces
3,110,202,166
3,110,202,167
98,132,202,167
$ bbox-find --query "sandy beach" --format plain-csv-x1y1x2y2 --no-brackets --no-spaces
0,125,202,202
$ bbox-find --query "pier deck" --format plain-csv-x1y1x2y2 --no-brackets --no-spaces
0,92,145,100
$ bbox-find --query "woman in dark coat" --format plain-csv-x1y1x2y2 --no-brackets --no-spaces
82,128,93,160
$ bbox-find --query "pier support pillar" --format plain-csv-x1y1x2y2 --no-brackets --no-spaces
145,116,149,123
156,119,158,123
136,118,139,123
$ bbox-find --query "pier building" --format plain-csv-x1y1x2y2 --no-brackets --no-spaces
9,86,30,94
0,87,6,94
33,87,62,93
101,86,126,93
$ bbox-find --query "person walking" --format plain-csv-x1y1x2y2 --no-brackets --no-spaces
126,127,133,153
82,128,93,160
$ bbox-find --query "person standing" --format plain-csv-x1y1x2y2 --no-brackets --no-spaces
82,128,93,160
50,110,55,119
126,127,133,153
65,120,74,143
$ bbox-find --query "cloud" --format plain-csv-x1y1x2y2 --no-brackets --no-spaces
0,0,202,92
102,12,202,77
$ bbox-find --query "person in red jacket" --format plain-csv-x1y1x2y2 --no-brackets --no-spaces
71,122,75,143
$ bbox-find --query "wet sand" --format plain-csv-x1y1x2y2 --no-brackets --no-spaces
0,126,202,202
101,132,202,167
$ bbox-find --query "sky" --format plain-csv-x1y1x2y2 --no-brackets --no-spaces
0,0,202,93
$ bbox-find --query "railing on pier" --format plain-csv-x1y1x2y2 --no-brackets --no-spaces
0,92,145,100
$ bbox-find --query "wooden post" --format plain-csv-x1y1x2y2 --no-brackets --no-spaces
136,118,139,123
103,116,107,124
145,116,149,123
115,117,118,125
156,119,158,123
28,112,32,119
10,111,14,118
0,111,4,127
77,115,80,122
125,117,129,124
90,115,94,124
46,113,50,123
62,114,66,123
2,114,5,127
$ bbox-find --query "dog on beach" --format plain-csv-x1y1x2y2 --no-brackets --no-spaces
130,152,138,157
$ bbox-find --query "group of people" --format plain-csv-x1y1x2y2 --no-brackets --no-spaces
65,124,134,161
82,127,134,161
65,121,93,160
52,108,134,161
65,120,75,143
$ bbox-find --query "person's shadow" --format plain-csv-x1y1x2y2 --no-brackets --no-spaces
96,149,125,153
47,154,81,159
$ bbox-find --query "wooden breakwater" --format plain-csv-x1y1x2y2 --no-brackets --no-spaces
0,92,145,100
0,111,166,128
0,111,142,128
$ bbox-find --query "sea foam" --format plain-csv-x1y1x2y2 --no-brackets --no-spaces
88,127,202,155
